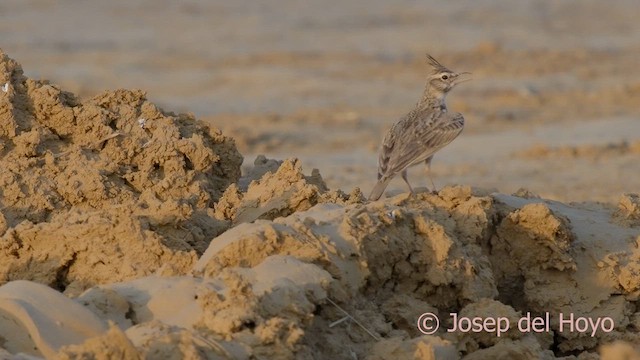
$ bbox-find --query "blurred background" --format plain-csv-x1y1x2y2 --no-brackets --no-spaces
3,0,639,202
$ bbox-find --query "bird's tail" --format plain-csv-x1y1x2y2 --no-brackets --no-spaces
368,177,392,201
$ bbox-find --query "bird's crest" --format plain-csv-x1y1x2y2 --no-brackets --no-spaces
426,54,452,74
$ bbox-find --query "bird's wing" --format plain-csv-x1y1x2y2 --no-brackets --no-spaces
376,123,398,180
384,111,464,176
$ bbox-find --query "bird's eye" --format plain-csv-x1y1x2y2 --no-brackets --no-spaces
441,74,449,80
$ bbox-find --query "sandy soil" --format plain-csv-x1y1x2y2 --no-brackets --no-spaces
0,0,640,359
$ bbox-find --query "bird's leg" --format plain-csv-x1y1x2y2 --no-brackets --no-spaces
400,170,415,196
425,156,437,193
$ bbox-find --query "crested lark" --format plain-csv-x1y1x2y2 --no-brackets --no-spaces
369,54,470,201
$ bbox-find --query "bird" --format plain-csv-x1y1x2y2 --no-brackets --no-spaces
369,54,470,201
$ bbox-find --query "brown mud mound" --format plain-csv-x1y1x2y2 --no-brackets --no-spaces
0,50,242,292
5,187,631,359
190,187,640,359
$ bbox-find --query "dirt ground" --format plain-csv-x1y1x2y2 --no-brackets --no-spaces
1,0,639,359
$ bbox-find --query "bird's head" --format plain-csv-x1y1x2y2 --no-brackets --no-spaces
425,54,470,98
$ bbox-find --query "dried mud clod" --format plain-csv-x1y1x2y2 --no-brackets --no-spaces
214,156,363,224
613,193,640,227
0,52,242,224
0,50,242,291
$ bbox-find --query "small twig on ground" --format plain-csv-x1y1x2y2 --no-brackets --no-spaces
329,316,350,328
326,298,380,341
